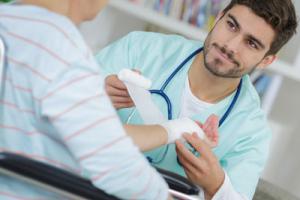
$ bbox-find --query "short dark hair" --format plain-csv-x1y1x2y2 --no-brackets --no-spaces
223,0,298,55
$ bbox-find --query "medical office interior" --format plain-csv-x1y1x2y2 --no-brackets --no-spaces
78,0,300,199
0,0,299,199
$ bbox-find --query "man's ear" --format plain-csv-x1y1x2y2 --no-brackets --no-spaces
257,55,277,69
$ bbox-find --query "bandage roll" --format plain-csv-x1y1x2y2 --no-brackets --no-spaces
117,68,166,124
160,118,205,144
118,69,152,89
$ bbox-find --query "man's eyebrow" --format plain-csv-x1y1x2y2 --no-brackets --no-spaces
247,35,266,49
228,13,266,49
228,14,240,30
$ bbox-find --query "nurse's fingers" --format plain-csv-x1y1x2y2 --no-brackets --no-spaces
113,102,135,109
109,93,134,109
106,85,131,97
110,95,134,103
175,138,206,170
182,133,215,160
202,115,219,146
177,149,203,175
105,75,128,90
203,115,218,132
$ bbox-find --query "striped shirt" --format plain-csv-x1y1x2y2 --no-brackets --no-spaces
0,4,168,200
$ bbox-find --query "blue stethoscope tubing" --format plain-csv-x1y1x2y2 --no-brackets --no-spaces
149,47,204,121
147,47,242,164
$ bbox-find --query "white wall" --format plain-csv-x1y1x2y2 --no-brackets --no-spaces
79,6,146,53
260,1,300,197
279,0,300,66
262,78,300,197
80,2,300,198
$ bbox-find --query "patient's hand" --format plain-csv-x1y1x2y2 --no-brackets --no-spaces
197,114,219,148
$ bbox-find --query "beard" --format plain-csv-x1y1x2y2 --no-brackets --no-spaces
203,32,257,78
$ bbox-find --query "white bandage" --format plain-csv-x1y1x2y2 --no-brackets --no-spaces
160,118,205,144
118,69,152,89
117,69,166,124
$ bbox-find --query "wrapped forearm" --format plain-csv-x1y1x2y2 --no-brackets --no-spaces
161,118,205,144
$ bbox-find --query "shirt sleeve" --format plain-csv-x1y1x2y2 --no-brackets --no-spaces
198,171,249,200
219,112,271,199
95,32,136,77
40,59,169,199
213,172,249,200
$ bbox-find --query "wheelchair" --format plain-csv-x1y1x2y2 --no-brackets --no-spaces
0,152,200,200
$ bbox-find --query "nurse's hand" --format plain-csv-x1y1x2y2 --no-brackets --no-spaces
175,132,225,199
105,74,134,109
197,114,219,148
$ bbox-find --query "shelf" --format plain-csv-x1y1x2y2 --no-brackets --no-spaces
108,0,300,82
267,59,300,82
108,0,208,40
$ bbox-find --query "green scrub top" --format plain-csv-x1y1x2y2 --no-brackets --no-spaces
96,31,272,199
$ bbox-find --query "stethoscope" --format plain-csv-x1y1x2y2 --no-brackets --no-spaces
137,47,242,164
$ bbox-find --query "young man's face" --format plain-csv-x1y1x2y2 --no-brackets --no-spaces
203,5,276,78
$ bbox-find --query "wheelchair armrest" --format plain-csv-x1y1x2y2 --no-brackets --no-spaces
0,152,119,200
155,167,199,195
0,152,199,199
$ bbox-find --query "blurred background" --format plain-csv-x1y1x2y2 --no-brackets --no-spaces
79,0,300,199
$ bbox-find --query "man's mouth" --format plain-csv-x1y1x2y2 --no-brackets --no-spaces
212,44,239,66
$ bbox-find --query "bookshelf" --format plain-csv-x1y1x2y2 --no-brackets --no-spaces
109,0,208,40
108,0,300,83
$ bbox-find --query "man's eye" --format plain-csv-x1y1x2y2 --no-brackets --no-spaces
248,40,258,49
227,21,236,31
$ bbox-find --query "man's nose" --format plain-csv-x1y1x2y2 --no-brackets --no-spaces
224,35,242,54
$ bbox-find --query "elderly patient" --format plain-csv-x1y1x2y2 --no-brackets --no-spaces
0,0,219,199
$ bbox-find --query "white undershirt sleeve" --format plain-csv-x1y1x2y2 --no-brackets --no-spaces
198,171,249,200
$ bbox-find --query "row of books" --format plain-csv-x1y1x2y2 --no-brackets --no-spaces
128,0,225,29
251,71,273,99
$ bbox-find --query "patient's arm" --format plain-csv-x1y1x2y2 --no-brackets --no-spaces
124,115,219,152
124,124,168,152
